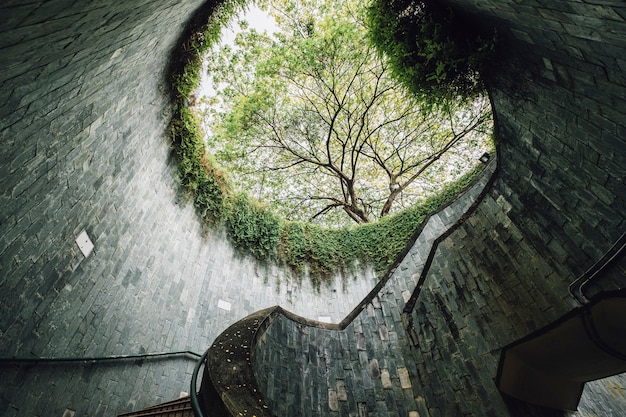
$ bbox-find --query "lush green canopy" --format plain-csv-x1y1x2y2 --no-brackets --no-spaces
167,0,496,282
198,0,493,227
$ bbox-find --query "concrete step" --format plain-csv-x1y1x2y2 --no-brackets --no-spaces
117,396,193,417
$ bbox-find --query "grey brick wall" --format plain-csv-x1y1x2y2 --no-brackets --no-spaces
1,0,625,416
451,0,626,274
252,184,626,417
253,166,506,417
251,0,626,416
0,1,376,416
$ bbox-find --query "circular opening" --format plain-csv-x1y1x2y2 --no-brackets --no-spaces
171,0,497,282
194,0,495,228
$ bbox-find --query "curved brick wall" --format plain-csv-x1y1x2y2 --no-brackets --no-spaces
0,1,376,415
251,0,626,416
1,0,625,416
470,0,626,273
0,2,212,416
251,164,626,416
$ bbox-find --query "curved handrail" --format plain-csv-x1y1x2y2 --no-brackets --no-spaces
496,289,626,410
0,350,201,364
190,348,209,417
569,231,626,304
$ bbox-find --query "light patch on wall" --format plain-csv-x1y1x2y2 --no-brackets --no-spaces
318,316,332,323
398,367,412,389
75,230,94,258
542,57,554,71
217,299,231,311
186,307,195,324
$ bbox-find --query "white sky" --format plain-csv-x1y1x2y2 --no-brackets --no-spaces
196,5,278,99
224,4,279,43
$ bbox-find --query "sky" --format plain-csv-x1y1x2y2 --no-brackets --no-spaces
196,5,278,99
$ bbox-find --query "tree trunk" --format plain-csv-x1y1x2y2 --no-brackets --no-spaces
344,205,369,224
379,189,401,218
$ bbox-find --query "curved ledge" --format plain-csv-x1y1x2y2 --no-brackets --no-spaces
496,290,626,411
304,157,497,331
198,158,498,416
198,307,278,417
0,350,201,364
569,231,626,304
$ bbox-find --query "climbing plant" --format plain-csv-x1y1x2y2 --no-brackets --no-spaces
367,0,497,107
167,0,494,285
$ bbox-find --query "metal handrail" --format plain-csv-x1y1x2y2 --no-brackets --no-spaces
1,349,207,416
569,231,626,304
0,350,201,364
190,348,209,417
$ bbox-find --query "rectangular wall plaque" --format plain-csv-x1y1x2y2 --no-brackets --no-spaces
75,230,94,258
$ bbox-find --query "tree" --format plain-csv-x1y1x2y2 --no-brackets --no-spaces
199,0,493,227
366,0,497,104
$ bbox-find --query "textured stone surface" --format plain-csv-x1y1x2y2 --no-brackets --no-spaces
0,1,376,416
252,166,509,417
251,0,626,416
1,0,625,416
253,183,626,417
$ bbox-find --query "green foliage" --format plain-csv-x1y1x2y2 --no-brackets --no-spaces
276,221,346,284
168,0,252,223
300,225,344,282
277,222,309,275
345,162,485,274
273,163,487,279
225,193,282,259
167,0,493,285
202,0,493,227
169,107,226,223
172,59,201,102
367,0,496,106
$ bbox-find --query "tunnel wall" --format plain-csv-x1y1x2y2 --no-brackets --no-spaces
0,2,213,415
1,0,206,354
252,0,626,416
1,0,625,416
253,185,626,416
462,0,626,270
0,1,376,415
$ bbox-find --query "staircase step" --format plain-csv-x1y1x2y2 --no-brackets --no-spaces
133,397,191,411
117,396,193,417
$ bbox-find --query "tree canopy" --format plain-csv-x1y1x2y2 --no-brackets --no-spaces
367,0,497,103
197,0,493,227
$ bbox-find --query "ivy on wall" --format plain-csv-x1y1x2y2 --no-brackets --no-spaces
367,0,497,107
167,0,492,285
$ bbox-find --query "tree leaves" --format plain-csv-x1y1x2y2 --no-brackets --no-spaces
169,0,495,284
201,0,492,227
366,0,497,105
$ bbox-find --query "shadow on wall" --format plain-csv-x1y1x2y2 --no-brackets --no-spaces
497,290,626,412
